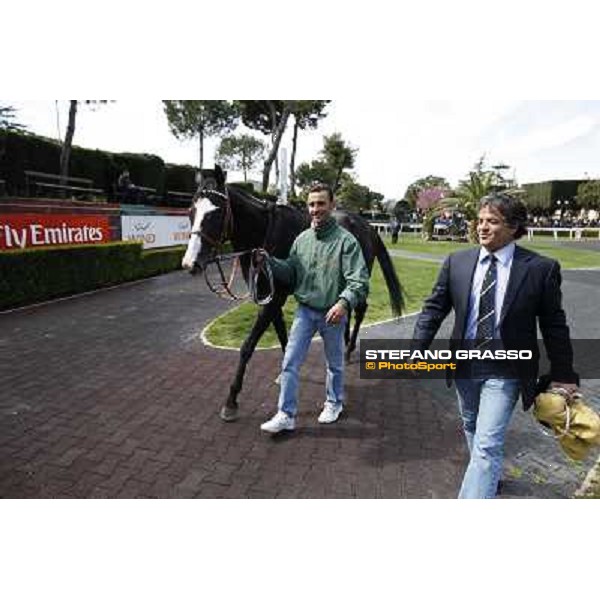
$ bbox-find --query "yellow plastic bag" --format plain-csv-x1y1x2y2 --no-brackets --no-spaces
533,389,600,461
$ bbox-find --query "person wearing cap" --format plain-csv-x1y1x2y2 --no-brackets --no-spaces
411,193,579,498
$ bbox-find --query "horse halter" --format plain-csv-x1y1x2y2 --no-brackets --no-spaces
190,187,275,304
190,188,234,255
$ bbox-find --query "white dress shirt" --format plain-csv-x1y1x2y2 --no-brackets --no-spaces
464,242,516,339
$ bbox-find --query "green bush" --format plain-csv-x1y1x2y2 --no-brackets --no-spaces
69,146,114,197
0,130,61,195
165,163,197,194
582,229,600,239
522,180,585,211
522,181,553,210
139,246,186,277
0,242,186,310
0,130,168,200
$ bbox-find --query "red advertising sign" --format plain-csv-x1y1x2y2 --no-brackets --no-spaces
0,213,112,251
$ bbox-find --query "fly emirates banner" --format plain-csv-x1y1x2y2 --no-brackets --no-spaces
0,214,112,250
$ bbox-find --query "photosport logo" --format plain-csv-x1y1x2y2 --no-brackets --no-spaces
359,339,600,380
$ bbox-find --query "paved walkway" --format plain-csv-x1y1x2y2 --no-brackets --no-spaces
363,267,600,498
388,248,445,262
1,266,598,498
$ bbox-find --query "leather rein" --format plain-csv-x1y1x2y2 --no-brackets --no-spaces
190,188,275,305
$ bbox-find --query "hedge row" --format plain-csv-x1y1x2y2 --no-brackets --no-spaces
0,130,197,200
522,180,586,209
0,242,185,310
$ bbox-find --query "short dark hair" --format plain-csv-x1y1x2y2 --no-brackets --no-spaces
479,193,528,239
308,182,334,202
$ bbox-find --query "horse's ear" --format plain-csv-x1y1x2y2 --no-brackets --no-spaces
215,164,226,187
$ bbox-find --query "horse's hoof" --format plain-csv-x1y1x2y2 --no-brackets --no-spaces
220,406,239,422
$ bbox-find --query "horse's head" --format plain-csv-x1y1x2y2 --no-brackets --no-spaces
181,166,229,272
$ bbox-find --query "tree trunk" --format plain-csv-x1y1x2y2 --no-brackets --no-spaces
268,101,279,186
198,127,204,169
289,118,299,198
333,163,345,193
59,100,77,196
262,104,291,192
468,219,478,243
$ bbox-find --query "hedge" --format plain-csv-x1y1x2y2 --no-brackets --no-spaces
0,130,61,196
522,179,586,210
0,242,186,310
0,130,198,200
165,163,197,194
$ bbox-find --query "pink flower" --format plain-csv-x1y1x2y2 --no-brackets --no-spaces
416,187,446,211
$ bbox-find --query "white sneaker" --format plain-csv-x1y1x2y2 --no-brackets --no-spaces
260,411,295,433
318,403,343,424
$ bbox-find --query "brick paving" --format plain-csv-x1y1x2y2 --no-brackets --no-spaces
1,266,598,498
0,271,467,498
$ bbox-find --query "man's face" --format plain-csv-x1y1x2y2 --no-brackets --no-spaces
477,205,516,252
307,190,335,227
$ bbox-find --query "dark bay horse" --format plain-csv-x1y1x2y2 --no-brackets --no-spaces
182,166,404,422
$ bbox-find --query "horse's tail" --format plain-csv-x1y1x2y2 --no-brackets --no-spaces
373,231,405,316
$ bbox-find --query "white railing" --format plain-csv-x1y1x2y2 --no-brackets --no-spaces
370,223,600,242
526,227,600,241
368,222,390,235
368,222,424,236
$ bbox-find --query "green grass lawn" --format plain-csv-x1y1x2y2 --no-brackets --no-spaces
203,257,440,349
203,237,600,349
386,237,470,256
519,241,600,269
385,236,600,269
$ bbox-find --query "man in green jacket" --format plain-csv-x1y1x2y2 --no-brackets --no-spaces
260,183,370,433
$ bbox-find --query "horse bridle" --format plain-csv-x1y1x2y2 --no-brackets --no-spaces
190,188,234,255
190,186,275,304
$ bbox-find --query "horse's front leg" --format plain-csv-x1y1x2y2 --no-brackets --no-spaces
220,302,281,422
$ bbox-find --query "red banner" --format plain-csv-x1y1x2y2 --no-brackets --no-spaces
0,214,112,251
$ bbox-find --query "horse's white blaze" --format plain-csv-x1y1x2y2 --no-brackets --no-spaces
181,197,219,269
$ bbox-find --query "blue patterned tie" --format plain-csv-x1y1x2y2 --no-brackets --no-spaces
475,255,497,348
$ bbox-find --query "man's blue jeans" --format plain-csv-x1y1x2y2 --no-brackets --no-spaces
278,304,346,417
454,376,520,499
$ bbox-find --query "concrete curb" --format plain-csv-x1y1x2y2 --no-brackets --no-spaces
200,309,421,351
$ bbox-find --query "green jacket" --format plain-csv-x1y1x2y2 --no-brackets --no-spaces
269,217,369,310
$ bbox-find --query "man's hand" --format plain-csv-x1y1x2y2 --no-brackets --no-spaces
326,300,347,324
550,381,579,396
252,248,267,267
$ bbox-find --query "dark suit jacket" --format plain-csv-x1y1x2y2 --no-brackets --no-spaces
412,244,578,410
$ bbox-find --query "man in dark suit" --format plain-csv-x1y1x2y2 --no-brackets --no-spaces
412,193,579,498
